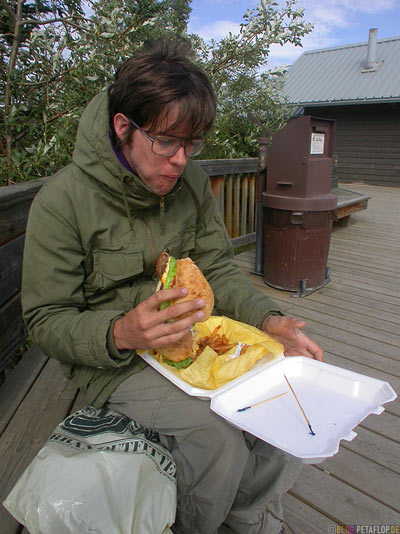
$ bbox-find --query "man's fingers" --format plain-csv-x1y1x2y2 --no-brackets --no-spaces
285,343,324,361
284,346,322,361
284,348,312,358
161,299,205,322
140,306,204,348
134,288,197,328
150,327,194,349
152,287,188,307
263,315,323,362
309,343,324,361
118,289,207,350
158,308,204,335
288,317,306,330
152,288,206,322
299,332,324,361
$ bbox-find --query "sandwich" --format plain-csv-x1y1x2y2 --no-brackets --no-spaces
155,251,214,369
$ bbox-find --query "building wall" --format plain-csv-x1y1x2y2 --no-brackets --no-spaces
304,103,400,187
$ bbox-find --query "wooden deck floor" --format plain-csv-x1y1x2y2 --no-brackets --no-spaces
234,184,400,532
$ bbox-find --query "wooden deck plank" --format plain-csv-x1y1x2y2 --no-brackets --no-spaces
329,256,399,279
329,265,400,291
320,448,400,512
332,225,400,241
246,273,400,313
358,411,400,442
259,291,400,336
340,426,400,474
290,291,400,325
240,276,400,359
332,229,400,246
329,257,399,277
0,358,78,530
236,183,400,529
321,283,400,310
328,273,400,297
331,226,400,244
240,277,399,359
328,255,399,273
0,346,47,436
291,465,400,525
278,306,400,352
330,236,400,253
282,493,339,533
239,269,400,314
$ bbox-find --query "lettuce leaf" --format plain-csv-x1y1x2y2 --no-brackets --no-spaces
164,357,192,370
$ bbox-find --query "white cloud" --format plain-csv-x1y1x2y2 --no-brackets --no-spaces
311,5,352,29
188,19,241,41
268,33,336,62
333,0,397,14
196,0,257,6
300,0,398,31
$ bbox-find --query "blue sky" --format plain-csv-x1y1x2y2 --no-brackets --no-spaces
188,0,400,68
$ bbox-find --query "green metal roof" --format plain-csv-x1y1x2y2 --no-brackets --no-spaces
284,34,400,106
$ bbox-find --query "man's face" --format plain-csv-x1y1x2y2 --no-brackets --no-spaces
120,106,190,196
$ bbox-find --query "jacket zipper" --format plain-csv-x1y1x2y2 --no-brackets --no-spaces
159,196,165,233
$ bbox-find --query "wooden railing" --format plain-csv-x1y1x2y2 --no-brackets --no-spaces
199,158,258,248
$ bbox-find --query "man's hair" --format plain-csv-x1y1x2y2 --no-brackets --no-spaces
108,38,216,148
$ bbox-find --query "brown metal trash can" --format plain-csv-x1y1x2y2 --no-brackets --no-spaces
262,207,336,292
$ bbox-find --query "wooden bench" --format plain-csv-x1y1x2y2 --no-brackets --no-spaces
0,179,87,532
332,186,371,226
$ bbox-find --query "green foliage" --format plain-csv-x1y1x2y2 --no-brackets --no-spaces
0,0,312,184
191,0,312,158
0,0,191,184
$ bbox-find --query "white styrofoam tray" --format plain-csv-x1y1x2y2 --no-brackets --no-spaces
139,353,397,463
210,357,397,463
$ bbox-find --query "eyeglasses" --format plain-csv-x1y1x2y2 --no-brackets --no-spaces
129,119,205,158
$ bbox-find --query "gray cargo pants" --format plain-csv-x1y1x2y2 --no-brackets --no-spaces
108,365,302,534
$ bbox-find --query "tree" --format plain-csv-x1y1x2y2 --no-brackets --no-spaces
1,0,86,181
0,0,191,184
191,0,313,158
0,0,311,184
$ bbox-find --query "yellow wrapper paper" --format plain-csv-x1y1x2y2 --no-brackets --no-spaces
151,316,284,390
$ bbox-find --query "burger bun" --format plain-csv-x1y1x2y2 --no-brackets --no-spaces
173,258,214,321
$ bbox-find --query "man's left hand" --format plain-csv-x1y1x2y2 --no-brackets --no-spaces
261,315,323,361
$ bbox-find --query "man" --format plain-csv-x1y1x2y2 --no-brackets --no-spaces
22,38,323,534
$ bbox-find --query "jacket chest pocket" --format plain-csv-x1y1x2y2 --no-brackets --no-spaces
93,245,144,291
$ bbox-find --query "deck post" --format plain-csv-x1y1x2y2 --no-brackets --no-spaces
253,137,270,275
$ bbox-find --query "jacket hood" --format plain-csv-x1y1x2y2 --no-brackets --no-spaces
72,91,163,210
72,90,204,223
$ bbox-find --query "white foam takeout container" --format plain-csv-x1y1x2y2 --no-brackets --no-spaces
139,352,397,463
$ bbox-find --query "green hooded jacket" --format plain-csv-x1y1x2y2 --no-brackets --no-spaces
21,91,283,408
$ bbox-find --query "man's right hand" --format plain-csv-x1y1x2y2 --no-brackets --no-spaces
113,287,205,351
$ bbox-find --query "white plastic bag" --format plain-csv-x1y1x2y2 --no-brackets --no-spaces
3,405,176,534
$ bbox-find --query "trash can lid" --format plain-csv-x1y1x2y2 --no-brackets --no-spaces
262,193,337,211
